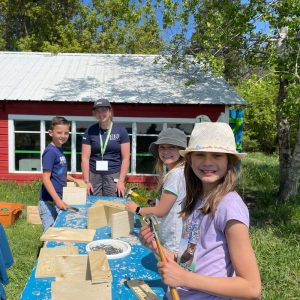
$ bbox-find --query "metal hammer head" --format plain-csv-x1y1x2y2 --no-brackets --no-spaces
124,187,137,198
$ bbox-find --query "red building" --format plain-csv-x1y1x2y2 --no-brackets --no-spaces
0,52,246,185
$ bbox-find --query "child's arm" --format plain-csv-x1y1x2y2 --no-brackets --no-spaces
125,190,177,218
157,221,261,300
42,171,69,210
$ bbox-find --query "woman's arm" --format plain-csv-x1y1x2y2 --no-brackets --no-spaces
126,190,177,218
42,171,69,210
81,144,93,195
116,142,130,197
158,221,261,300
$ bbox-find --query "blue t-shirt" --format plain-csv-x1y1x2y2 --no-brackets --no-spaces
39,144,68,201
82,123,130,175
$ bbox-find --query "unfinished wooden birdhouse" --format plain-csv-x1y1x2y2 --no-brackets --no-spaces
51,250,112,300
88,201,134,238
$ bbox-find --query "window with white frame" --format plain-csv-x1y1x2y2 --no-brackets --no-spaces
9,115,196,175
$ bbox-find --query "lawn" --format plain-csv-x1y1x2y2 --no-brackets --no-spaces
0,152,300,299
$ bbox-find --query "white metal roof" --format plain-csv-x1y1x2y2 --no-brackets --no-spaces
0,52,246,105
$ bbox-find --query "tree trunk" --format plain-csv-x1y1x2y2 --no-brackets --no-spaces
279,120,300,200
276,78,291,198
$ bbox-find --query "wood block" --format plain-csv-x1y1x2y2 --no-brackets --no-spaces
127,279,159,300
74,179,87,188
63,186,86,205
88,250,112,284
40,227,95,243
111,210,134,238
52,280,111,300
35,246,78,278
92,200,126,210
67,182,76,187
55,255,91,281
88,204,107,229
106,207,124,226
27,206,42,225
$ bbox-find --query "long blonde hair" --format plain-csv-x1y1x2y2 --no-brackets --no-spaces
181,153,239,218
154,147,185,187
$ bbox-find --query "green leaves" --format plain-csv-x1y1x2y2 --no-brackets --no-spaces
0,0,163,54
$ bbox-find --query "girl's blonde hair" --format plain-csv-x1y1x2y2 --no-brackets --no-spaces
180,153,239,218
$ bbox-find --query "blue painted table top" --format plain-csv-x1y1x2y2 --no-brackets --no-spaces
20,196,166,300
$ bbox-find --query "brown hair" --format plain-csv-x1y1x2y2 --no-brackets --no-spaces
50,116,70,130
180,153,239,218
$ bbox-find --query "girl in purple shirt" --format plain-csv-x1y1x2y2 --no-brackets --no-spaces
140,122,261,300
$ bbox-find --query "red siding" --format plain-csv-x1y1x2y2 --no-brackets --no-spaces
0,100,226,185
2,100,224,120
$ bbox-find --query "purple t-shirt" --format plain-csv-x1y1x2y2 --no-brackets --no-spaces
40,144,67,201
82,123,130,175
173,191,249,300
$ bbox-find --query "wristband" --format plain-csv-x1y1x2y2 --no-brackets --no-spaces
135,206,141,216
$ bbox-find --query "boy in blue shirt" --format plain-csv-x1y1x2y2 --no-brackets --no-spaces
38,116,77,231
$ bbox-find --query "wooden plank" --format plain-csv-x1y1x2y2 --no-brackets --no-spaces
27,206,42,225
62,186,86,205
35,246,78,278
88,204,107,229
55,255,90,281
111,210,134,239
88,250,112,284
127,279,159,300
40,227,95,243
51,280,111,300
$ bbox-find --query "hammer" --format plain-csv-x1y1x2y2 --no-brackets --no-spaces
125,188,149,203
143,215,180,300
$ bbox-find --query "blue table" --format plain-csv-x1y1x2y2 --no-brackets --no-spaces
21,196,166,300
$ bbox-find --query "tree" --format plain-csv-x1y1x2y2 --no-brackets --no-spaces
159,0,300,200
0,0,163,53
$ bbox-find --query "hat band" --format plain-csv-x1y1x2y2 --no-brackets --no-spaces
189,145,238,154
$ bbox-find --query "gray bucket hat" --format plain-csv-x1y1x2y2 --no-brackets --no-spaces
149,128,187,157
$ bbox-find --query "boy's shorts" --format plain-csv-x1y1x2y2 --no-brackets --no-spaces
38,200,60,232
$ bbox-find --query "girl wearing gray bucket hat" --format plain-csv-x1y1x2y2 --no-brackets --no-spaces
126,128,187,253
139,122,261,300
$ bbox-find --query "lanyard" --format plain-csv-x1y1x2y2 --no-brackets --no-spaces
188,210,202,243
99,122,113,160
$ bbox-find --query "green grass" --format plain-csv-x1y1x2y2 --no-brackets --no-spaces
0,153,300,299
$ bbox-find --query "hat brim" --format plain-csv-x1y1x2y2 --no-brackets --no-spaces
179,148,246,160
93,105,111,110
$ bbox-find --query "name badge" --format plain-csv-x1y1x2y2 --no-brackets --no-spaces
96,160,108,171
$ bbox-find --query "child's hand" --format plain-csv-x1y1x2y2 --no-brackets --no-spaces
158,255,185,288
56,200,69,211
139,225,158,253
125,201,138,214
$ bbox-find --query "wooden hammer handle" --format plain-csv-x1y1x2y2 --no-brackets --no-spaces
156,238,180,300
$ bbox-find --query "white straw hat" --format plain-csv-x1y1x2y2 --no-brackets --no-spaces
179,122,246,159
